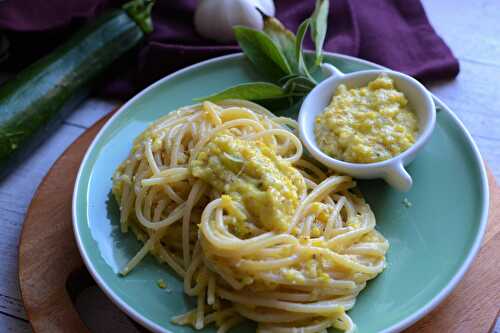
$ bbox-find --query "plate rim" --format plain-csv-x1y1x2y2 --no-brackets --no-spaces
72,52,489,333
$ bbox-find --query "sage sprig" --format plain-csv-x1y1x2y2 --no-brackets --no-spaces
295,18,315,83
264,17,298,74
197,82,290,102
311,0,329,66
195,0,330,108
234,26,292,79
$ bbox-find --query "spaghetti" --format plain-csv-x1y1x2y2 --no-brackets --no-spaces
112,99,389,333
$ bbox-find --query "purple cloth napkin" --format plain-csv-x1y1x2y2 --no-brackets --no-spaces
0,0,459,99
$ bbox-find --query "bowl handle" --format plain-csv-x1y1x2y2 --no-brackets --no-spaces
384,162,413,192
320,63,344,78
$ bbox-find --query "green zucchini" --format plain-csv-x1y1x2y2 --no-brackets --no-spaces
0,0,153,179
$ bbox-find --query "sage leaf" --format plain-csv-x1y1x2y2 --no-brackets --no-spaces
311,0,329,66
295,19,316,83
195,82,289,102
283,75,316,96
264,17,298,74
195,4,333,111
234,26,292,80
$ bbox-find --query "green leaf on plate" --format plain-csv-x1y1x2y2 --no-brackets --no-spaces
194,82,290,102
282,75,316,96
295,19,316,83
310,0,329,66
264,17,298,74
234,26,292,80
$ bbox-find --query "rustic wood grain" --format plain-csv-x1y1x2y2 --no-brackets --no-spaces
65,99,118,129
0,312,31,333
18,112,500,333
18,115,112,333
0,97,117,327
0,124,86,322
422,0,500,65
422,0,500,180
491,310,500,333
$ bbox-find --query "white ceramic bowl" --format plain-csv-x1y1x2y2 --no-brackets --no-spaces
298,64,436,191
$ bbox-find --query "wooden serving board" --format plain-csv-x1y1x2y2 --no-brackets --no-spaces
18,114,500,333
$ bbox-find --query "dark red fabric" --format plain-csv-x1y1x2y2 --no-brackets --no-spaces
0,0,459,99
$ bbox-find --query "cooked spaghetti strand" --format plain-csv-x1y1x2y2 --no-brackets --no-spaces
112,100,388,333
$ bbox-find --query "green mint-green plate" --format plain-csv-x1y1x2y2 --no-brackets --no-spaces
73,53,489,333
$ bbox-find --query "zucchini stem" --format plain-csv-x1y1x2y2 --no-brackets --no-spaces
123,0,155,34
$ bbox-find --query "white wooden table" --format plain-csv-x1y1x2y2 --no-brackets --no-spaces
1,1,499,332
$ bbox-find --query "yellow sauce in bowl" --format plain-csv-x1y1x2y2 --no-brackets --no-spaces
314,74,419,163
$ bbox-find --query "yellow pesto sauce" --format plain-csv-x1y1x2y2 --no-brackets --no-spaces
314,74,419,163
190,133,305,233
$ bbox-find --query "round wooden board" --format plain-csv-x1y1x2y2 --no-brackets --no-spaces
18,114,500,333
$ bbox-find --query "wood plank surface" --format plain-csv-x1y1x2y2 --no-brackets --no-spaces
1,0,500,331
422,0,500,181
0,312,31,333
0,124,85,322
18,115,114,333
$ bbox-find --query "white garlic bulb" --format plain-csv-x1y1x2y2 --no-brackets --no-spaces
195,0,276,43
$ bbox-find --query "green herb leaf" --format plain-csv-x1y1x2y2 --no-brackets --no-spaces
295,19,316,83
194,82,289,102
311,0,329,66
234,26,292,80
282,75,316,96
195,5,333,111
264,17,298,74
